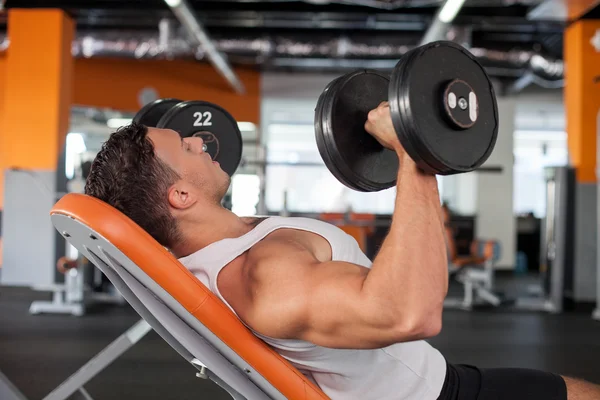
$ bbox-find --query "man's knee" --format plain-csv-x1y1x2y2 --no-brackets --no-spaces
562,376,600,400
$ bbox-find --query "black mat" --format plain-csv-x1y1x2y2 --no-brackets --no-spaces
1,286,599,400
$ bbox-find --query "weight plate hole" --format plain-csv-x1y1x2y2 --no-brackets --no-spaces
448,92,457,109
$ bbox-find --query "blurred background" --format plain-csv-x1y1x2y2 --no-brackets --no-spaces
0,1,599,400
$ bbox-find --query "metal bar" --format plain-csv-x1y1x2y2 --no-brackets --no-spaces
420,17,450,46
75,388,95,400
476,166,504,173
243,159,504,173
166,0,245,94
0,370,27,400
42,319,152,400
420,0,467,45
507,71,535,94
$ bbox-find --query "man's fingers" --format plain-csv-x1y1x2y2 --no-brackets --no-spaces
365,120,373,134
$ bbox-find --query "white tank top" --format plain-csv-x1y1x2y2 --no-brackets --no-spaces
178,216,447,400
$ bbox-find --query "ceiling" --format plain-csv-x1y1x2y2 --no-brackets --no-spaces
1,0,598,87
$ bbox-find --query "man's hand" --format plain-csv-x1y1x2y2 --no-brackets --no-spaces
364,101,402,153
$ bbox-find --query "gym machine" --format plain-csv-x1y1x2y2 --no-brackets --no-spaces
28,161,125,316
515,166,576,313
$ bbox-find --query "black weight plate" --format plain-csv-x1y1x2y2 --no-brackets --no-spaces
320,73,384,192
389,41,499,175
133,98,182,127
156,101,243,177
316,74,374,192
323,70,398,192
315,74,366,192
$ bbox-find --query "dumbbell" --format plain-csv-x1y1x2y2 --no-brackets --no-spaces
133,98,243,177
314,40,499,192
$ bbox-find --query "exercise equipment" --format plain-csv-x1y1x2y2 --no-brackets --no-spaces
27,165,125,317
132,98,182,127
43,193,327,400
0,369,26,400
29,253,126,317
314,40,499,192
514,166,576,314
315,72,397,192
444,239,502,311
133,100,243,177
157,101,243,177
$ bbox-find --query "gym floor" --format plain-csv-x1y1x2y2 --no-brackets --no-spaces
1,279,600,400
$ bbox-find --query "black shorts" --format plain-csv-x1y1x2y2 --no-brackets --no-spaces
437,362,567,400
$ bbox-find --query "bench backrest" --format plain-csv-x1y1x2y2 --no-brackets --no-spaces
50,193,329,400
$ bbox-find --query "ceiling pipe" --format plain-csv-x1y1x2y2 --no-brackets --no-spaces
219,0,540,8
303,0,428,9
164,0,246,94
68,31,564,79
420,0,467,45
507,70,564,94
0,30,563,84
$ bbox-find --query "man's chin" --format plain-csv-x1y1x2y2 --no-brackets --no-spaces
218,179,232,202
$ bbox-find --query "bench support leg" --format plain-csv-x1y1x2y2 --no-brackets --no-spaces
42,319,151,400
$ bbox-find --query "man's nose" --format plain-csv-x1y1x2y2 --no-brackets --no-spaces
190,137,206,153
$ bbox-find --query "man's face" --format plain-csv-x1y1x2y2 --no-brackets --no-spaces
147,127,230,204
442,207,450,224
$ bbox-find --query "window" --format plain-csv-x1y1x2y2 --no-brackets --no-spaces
513,130,568,217
65,133,87,179
232,174,261,216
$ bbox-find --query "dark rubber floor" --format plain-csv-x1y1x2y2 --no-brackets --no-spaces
1,284,599,400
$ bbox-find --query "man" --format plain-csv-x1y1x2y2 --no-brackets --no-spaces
85,102,598,400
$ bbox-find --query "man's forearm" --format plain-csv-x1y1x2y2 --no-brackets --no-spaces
362,151,448,327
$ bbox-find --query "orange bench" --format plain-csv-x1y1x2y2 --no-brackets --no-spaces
320,212,375,254
49,193,329,400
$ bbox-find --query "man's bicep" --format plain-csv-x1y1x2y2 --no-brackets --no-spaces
296,261,407,349
246,253,403,350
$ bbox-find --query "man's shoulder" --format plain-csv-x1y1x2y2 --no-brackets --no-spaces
229,232,318,339
245,233,314,274
250,226,311,254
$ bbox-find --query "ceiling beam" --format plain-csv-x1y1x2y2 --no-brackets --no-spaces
165,0,245,94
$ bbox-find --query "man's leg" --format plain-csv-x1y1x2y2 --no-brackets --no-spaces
563,376,600,400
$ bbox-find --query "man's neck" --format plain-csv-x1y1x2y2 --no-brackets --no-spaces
171,206,267,259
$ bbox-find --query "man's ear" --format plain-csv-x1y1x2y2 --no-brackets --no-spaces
167,182,197,210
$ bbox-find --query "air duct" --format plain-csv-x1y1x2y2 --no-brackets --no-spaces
253,0,542,8
0,31,563,81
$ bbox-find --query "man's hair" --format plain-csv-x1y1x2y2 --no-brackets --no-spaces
84,122,182,248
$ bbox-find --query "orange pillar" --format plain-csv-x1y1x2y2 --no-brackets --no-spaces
0,54,4,267
563,18,600,303
0,9,74,268
1,9,74,172
564,19,600,182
